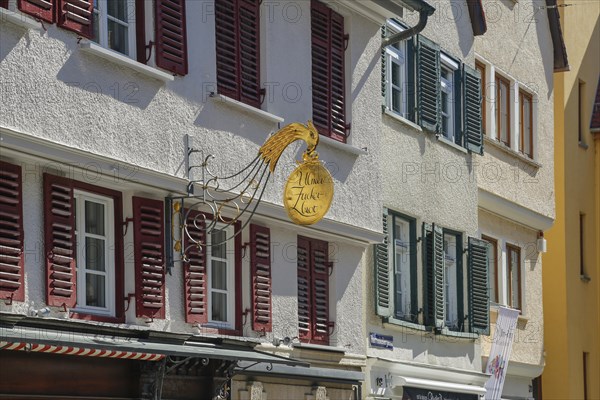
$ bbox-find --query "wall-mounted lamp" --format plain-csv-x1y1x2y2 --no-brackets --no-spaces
537,231,547,253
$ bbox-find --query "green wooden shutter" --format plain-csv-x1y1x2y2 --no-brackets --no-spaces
463,64,484,154
374,209,391,317
416,35,441,133
423,223,444,329
468,237,490,335
381,24,388,103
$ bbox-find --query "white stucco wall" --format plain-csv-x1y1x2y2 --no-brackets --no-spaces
0,0,385,355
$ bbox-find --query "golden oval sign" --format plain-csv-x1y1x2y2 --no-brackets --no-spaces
284,160,334,225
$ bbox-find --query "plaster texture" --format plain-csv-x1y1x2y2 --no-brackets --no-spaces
0,0,384,359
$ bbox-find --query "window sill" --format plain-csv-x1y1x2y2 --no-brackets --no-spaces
437,136,468,154
70,311,125,324
439,328,479,340
383,317,427,332
484,136,542,169
293,342,345,353
209,93,284,124
579,141,589,150
0,8,42,30
79,41,175,83
318,134,368,156
383,108,423,132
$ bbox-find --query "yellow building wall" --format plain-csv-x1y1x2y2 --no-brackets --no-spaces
542,0,600,399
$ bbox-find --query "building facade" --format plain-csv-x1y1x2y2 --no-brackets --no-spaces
542,0,600,398
0,0,410,398
366,0,562,399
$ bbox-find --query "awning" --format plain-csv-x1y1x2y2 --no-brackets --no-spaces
0,325,306,367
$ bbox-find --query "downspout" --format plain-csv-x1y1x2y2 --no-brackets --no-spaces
380,1,435,50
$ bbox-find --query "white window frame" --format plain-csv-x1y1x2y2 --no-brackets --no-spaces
384,20,408,118
443,232,459,329
73,190,116,317
391,215,412,320
440,53,459,144
93,0,136,59
207,224,236,329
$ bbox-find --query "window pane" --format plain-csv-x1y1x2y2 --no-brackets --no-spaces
524,97,532,156
86,274,106,308
107,0,128,22
211,292,227,322
510,249,520,309
92,10,99,44
211,230,227,259
85,201,105,235
392,88,401,113
500,82,509,143
107,20,129,55
391,62,400,86
444,234,458,329
85,237,106,272
487,242,497,303
211,260,227,290
394,219,411,319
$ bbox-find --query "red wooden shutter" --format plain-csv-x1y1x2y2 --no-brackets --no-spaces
43,174,77,308
18,0,55,23
250,224,271,332
311,0,347,143
183,210,207,324
57,0,94,39
0,162,24,302
297,237,312,342
0,0,8,9
215,0,261,107
310,238,330,344
133,197,165,319
155,0,188,75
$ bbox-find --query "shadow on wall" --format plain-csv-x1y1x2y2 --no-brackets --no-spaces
55,33,161,110
0,22,32,64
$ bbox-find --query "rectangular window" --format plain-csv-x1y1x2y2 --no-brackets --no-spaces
73,191,115,316
92,0,136,58
579,80,586,144
443,231,462,331
519,90,533,158
440,54,460,145
482,235,498,304
583,352,589,400
507,244,521,310
297,236,330,345
475,61,486,135
207,225,236,328
387,40,408,117
215,0,262,107
391,213,416,322
311,0,347,142
496,74,511,146
580,213,586,277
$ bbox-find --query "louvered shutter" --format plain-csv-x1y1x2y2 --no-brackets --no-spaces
215,0,261,107
468,237,490,335
0,162,24,302
297,237,312,341
311,238,330,344
43,174,76,308
183,210,207,323
311,0,347,143
416,35,441,133
18,0,54,23
238,0,261,107
374,209,391,317
250,224,272,332
57,0,94,39
155,0,188,75
423,223,444,329
133,197,165,319
463,64,484,154
381,25,387,102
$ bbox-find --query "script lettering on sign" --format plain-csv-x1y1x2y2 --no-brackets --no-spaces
284,160,333,225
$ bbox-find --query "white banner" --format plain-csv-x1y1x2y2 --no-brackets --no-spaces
484,306,520,400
